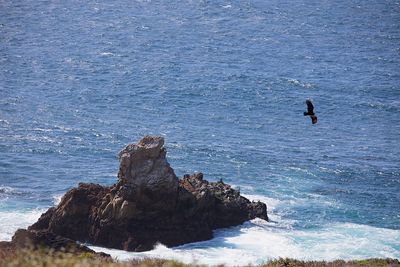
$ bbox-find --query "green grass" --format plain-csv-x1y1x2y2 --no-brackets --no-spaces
260,258,400,267
0,249,398,267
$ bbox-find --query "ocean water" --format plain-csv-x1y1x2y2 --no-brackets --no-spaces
1,0,399,264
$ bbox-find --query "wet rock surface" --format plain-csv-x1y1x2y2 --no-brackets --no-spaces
12,136,268,252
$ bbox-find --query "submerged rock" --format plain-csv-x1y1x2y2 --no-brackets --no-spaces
15,136,268,252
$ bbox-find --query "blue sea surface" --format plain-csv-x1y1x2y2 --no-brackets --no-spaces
1,0,399,263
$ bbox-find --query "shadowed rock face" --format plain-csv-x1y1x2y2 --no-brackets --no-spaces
18,136,268,252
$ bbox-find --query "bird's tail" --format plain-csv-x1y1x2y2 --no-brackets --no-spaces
311,115,317,124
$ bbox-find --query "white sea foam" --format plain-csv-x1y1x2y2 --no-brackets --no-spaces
1,195,398,265
242,193,296,227
89,193,400,265
100,52,114,56
0,186,15,195
287,78,314,88
90,220,400,266
0,209,44,241
53,194,63,205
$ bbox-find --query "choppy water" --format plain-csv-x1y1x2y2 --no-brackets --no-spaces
1,0,399,264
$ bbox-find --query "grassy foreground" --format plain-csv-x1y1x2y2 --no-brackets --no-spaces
0,249,399,267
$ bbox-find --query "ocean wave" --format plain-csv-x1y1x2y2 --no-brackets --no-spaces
0,119,10,125
90,221,400,266
0,186,15,195
0,186,26,197
286,78,315,89
52,194,63,205
86,196,399,265
99,52,114,56
355,100,400,112
242,194,298,229
0,195,398,264
0,209,45,241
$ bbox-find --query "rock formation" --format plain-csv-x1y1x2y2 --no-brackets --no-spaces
0,228,110,257
12,136,268,252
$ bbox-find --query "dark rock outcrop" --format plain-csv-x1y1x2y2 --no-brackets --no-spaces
0,229,110,258
12,229,96,254
15,136,268,252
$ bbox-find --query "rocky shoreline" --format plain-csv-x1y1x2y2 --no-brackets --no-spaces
1,136,267,254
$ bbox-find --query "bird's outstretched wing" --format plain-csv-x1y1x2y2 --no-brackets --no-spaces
306,100,314,113
304,100,315,116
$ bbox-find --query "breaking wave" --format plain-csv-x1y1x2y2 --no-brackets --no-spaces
89,196,400,266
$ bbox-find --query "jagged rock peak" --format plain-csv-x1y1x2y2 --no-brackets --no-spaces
118,135,165,160
117,135,178,200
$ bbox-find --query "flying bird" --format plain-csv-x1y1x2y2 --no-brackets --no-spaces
304,100,317,124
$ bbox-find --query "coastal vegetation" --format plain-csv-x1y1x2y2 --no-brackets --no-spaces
0,249,399,267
